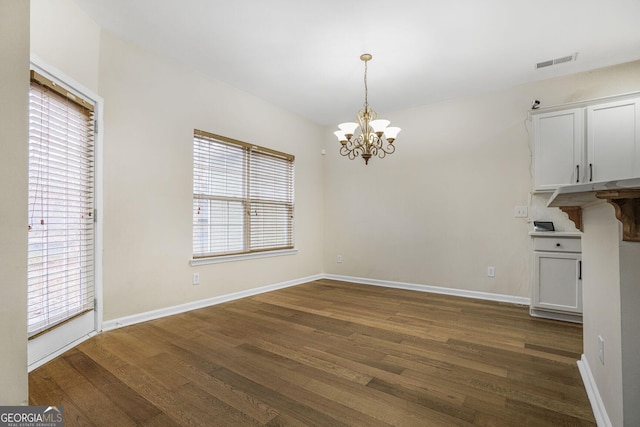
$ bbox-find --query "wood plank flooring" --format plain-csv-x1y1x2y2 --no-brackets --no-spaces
29,279,596,426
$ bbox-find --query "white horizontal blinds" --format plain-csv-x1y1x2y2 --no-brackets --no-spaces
193,130,294,258
27,72,95,336
248,150,294,251
193,133,246,256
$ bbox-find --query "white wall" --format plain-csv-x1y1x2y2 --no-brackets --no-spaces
324,60,640,300
580,200,640,426
619,231,640,426
582,202,623,426
0,0,29,405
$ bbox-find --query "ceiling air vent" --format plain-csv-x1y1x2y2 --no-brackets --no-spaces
535,52,578,70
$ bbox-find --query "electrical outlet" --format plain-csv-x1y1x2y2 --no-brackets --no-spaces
598,336,605,364
336,255,343,264
193,272,200,285
514,206,528,218
487,266,495,278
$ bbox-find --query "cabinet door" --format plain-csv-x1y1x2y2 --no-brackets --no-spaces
533,108,584,191
587,98,640,182
532,252,582,313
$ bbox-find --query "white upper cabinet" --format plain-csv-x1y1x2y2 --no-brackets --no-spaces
587,98,640,182
533,108,584,191
533,95,640,191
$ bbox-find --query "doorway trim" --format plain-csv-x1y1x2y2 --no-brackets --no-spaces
27,55,103,372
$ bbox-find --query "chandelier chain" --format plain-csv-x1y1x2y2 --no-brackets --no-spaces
363,59,369,110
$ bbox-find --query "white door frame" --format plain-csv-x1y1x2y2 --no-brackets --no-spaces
27,55,103,371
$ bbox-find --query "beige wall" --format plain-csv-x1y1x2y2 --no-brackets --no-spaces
29,0,324,323
0,0,29,405
324,60,640,299
98,33,325,320
20,2,640,421
30,0,101,93
324,86,531,296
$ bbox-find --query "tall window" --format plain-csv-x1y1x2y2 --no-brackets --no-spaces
193,130,295,258
27,70,95,336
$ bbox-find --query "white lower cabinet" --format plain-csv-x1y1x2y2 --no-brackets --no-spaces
530,235,582,323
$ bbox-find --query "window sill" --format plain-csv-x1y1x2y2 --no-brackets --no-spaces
190,248,298,266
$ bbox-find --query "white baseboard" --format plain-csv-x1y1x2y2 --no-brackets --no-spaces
103,273,530,331
323,274,531,306
102,274,323,331
102,273,529,333
529,307,583,324
577,354,612,427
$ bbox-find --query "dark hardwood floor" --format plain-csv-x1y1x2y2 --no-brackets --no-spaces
29,279,596,426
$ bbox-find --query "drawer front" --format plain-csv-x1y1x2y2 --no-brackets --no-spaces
533,237,581,253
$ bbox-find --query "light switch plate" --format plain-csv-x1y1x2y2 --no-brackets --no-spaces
514,206,528,218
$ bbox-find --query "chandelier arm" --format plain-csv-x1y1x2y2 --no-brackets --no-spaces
350,136,366,151
340,146,354,158
339,145,356,159
356,143,367,158
370,135,383,149
340,135,367,160
376,141,396,158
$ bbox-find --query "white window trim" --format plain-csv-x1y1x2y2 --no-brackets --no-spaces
190,248,298,266
192,130,295,259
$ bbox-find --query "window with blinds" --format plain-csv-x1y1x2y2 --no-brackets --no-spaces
193,130,294,258
27,70,95,336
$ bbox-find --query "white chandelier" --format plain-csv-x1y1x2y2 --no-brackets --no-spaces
334,53,401,165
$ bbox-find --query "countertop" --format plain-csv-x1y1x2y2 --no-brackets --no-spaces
529,231,582,237
547,177,640,208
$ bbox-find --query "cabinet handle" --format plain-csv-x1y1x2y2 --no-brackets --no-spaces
576,165,580,183
589,163,593,182
578,260,582,280
556,243,561,247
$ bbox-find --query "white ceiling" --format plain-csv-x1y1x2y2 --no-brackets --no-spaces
73,0,640,126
